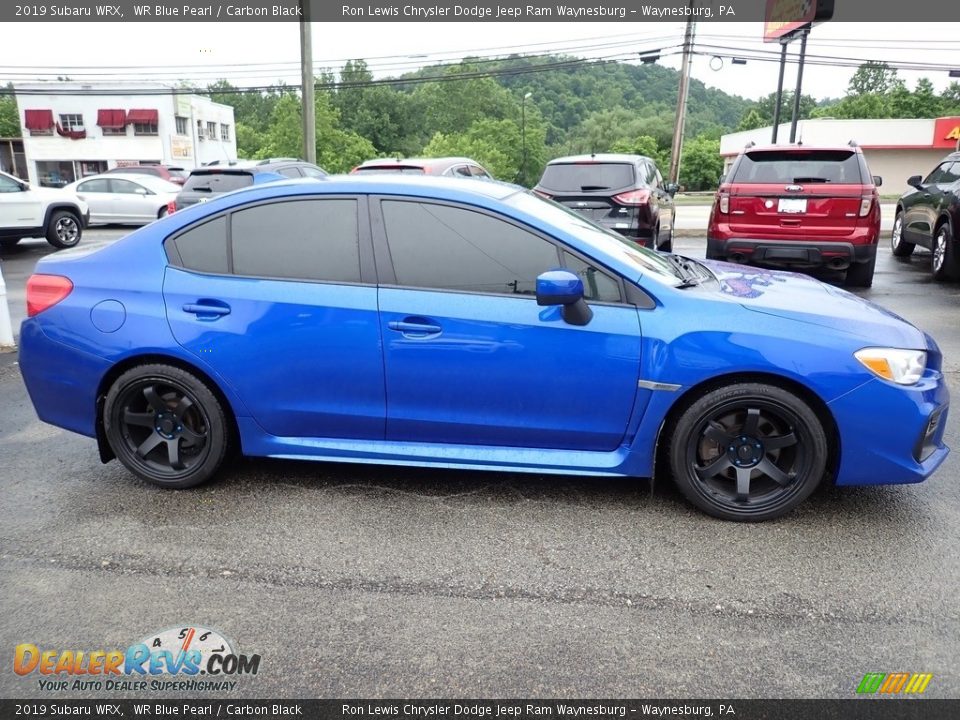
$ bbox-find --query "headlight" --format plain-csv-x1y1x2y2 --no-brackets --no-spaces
854,348,927,385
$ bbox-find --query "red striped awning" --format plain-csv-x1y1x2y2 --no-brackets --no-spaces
126,108,158,124
97,109,127,129
24,109,54,131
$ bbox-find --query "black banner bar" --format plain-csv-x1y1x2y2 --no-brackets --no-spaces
2,700,960,720
3,0,960,23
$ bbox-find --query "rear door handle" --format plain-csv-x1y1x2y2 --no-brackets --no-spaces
388,318,442,336
182,301,231,319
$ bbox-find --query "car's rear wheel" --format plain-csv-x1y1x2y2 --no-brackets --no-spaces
658,224,673,253
931,222,958,281
46,210,82,249
844,252,876,288
890,212,914,257
668,382,828,522
103,364,229,489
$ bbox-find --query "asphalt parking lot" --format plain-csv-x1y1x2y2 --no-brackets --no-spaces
1,226,959,699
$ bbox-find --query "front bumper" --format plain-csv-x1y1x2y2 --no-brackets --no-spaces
829,370,949,486
707,237,877,270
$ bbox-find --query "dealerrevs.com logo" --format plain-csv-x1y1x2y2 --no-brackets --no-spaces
14,626,261,692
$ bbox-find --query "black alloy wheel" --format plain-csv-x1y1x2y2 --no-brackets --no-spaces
669,383,828,521
46,210,82,249
104,364,229,488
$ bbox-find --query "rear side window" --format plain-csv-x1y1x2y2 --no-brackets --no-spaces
538,163,636,192
232,200,360,283
382,200,559,295
182,172,254,192
732,150,863,184
172,217,228,274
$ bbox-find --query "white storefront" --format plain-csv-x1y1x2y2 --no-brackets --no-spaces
721,116,960,194
14,83,237,186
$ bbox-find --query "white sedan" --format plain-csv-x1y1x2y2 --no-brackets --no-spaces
64,173,180,225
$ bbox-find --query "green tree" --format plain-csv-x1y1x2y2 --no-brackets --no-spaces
736,108,766,131
0,88,18,138
848,62,899,96
679,136,723,192
610,135,668,170
334,60,420,156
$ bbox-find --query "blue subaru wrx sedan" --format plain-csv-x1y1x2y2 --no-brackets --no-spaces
19,176,949,521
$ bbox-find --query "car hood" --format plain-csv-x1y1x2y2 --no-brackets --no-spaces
701,260,929,349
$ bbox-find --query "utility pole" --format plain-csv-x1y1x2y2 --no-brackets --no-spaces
299,1,316,163
788,28,809,144
669,7,695,185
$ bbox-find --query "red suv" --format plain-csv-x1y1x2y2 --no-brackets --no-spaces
707,144,882,287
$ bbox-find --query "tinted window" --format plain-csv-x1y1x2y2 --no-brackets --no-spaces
470,166,491,179
382,201,559,295
77,178,110,193
562,251,622,303
947,163,960,183
276,166,302,178
732,150,863,184
182,172,254,192
232,200,360,283
539,163,636,192
927,162,960,184
301,166,326,178
452,165,472,177
172,217,228,274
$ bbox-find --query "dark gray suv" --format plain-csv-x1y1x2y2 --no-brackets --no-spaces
174,158,327,211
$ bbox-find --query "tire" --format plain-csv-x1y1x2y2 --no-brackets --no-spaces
158,206,169,219
103,364,230,489
890,212,914,257
45,209,82,249
658,224,673,253
668,382,828,522
932,222,958,282
844,252,876,288
0,238,21,249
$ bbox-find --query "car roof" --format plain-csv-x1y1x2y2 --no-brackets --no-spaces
73,172,157,182
740,144,863,154
356,157,481,171
546,154,653,165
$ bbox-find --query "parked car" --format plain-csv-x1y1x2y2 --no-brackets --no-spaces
708,143,882,287
351,157,493,179
533,154,677,251
64,174,181,225
891,151,960,281
0,169,88,250
174,158,327,211
19,175,948,522
106,164,189,186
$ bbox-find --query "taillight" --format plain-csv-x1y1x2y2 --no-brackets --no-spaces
26,274,73,317
166,201,176,215
859,194,873,217
532,189,552,200
718,192,730,214
612,189,651,205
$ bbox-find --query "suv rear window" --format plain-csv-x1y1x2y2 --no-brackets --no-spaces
539,163,636,192
182,171,254,192
731,150,863,185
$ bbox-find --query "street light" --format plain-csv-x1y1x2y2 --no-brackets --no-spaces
520,92,532,185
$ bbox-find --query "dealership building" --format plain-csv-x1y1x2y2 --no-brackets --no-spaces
720,116,960,193
13,83,237,187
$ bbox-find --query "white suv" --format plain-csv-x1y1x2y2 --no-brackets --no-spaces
0,170,89,250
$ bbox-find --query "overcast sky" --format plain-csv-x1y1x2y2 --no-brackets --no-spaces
2,22,958,103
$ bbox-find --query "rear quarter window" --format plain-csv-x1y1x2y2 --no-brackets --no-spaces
539,163,636,192
731,150,863,185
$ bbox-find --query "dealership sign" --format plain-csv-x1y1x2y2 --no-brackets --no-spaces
933,117,960,148
764,0,834,42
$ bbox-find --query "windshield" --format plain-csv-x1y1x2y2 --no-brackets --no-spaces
507,191,684,285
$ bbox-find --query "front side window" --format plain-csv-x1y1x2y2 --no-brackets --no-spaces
382,200,560,296
562,251,622,303
231,200,360,283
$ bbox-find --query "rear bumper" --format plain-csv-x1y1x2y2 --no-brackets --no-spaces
707,236,877,269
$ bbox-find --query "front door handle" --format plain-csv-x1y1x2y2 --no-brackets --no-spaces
183,301,231,319
388,318,442,336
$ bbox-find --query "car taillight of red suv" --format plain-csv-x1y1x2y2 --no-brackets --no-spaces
707,144,882,288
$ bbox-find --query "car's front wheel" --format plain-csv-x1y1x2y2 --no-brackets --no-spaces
932,222,958,281
890,212,914,257
668,382,828,521
103,364,230,489
46,210,82,249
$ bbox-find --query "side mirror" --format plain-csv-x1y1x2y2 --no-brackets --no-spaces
872,175,883,187
664,182,679,196
536,270,593,326
907,175,924,189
